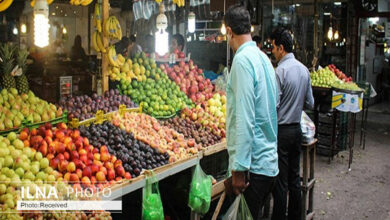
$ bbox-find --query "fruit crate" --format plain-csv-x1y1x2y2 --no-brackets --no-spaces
25,112,69,129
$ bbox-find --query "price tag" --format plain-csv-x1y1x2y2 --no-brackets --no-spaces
119,104,126,116
71,118,79,128
95,110,104,124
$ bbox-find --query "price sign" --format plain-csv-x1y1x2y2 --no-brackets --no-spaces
70,118,79,128
119,104,126,116
95,110,105,124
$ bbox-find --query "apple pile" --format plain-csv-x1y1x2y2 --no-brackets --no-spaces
79,121,170,177
162,60,215,104
328,64,352,82
24,123,131,189
58,89,136,121
111,112,201,162
0,132,63,210
181,105,226,138
160,117,222,147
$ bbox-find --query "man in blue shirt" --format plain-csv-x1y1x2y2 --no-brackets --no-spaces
224,4,279,219
271,27,314,220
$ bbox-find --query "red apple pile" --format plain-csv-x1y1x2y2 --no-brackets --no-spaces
181,106,226,138
161,60,214,104
328,64,352,82
25,122,131,190
111,112,202,163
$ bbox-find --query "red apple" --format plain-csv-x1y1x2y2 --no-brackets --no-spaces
64,152,70,161
96,171,106,182
100,167,107,176
39,142,48,156
81,176,91,187
100,146,108,153
50,158,60,169
107,169,115,181
56,153,65,161
69,173,79,183
76,168,83,179
64,172,71,182
58,160,69,173
90,176,97,185
71,151,79,160
100,152,110,162
71,130,80,140
104,162,114,170
91,164,99,175
115,166,126,177
124,172,131,180
80,155,88,164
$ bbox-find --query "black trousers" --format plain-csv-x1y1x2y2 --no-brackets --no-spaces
272,124,302,220
244,173,276,220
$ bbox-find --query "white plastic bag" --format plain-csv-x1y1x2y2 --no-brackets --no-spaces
301,111,316,144
222,194,253,220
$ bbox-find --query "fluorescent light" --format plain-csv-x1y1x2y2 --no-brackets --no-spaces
324,12,331,16
34,0,49,48
21,24,27,34
13,27,18,35
188,12,196,33
251,25,254,33
369,17,379,24
220,23,226,35
334,2,342,6
295,4,300,7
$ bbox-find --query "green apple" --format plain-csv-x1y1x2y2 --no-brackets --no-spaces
31,164,39,174
15,167,24,178
35,152,43,161
47,174,56,183
36,171,47,181
40,158,49,169
0,184,6,195
4,156,13,168
12,139,24,150
24,171,35,181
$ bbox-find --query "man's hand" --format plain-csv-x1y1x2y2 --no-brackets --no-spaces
231,171,249,195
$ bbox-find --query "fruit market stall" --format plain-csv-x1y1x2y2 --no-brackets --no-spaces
310,65,364,168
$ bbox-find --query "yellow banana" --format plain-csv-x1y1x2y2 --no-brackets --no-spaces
47,0,54,5
81,0,92,6
74,0,80,6
108,46,119,67
103,18,110,37
0,0,13,12
30,0,35,7
117,54,125,66
96,32,106,53
92,31,100,53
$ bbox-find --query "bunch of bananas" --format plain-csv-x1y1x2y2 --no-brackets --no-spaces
107,46,124,67
70,0,93,6
93,3,102,32
173,0,185,7
92,30,106,53
30,0,53,8
103,16,122,40
155,0,162,3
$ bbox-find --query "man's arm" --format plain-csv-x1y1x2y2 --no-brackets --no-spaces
230,59,255,171
275,68,283,110
305,71,315,110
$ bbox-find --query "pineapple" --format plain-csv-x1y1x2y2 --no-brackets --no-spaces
0,43,16,89
16,49,29,94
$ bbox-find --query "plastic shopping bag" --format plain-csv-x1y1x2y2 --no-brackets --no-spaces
188,163,212,215
301,111,316,144
223,194,253,220
142,172,164,220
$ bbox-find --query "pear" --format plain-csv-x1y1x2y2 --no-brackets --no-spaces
9,88,18,96
41,112,49,122
5,112,14,121
2,94,8,102
1,89,7,96
28,96,35,104
13,118,21,127
4,102,10,109
0,96,3,105
26,115,33,123
4,119,13,129
36,106,43,115
0,122,4,131
21,107,29,117
21,93,28,101
49,111,56,120
56,108,63,117
33,113,41,123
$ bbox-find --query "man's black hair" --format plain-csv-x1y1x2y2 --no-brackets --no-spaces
173,34,185,49
270,27,293,53
253,36,262,44
129,35,136,43
224,4,251,35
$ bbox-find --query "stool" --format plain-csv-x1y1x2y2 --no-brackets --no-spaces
301,139,317,220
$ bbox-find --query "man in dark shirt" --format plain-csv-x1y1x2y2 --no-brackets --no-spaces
271,27,314,220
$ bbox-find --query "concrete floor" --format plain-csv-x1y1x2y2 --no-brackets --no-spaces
313,102,390,220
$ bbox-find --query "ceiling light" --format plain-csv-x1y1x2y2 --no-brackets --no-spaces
334,2,342,6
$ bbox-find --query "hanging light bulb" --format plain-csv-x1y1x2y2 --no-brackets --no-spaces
327,27,333,40
155,4,169,56
220,23,226,35
188,12,196,33
251,25,254,33
62,26,67,34
13,27,18,35
20,23,27,34
334,30,339,40
34,0,49,47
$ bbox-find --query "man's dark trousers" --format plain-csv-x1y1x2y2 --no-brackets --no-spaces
272,124,302,220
